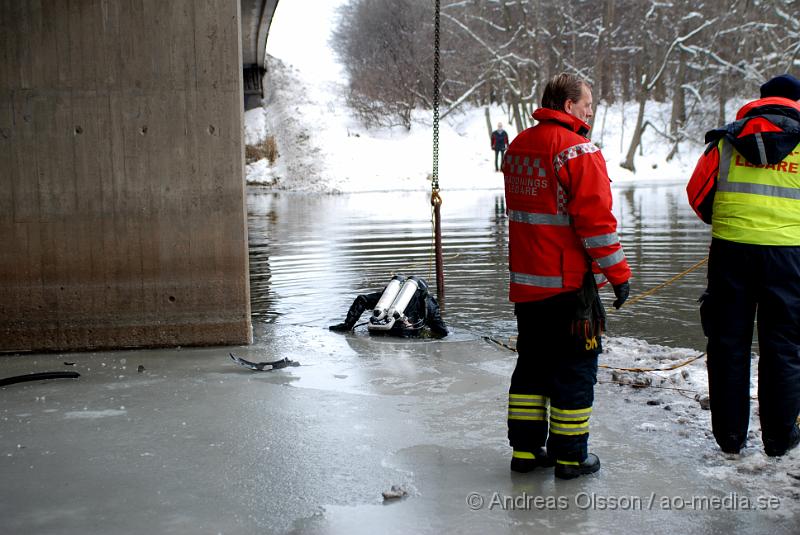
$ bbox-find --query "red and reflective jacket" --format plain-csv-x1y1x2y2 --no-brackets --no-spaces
687,97,800,225
502,108,630,303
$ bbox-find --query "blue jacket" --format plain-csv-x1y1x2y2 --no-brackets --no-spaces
492,129,509,151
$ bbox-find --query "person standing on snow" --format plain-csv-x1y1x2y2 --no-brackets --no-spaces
687,73,800,457
503,73,631,479
491,122,509,172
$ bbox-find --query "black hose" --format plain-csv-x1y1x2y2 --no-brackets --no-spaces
0,371,81,387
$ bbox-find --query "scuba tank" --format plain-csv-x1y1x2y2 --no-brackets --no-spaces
369,276,420,333
372,275,405,321
386,276,421,319
366,276,436,336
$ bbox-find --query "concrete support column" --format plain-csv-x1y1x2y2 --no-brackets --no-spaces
0,0,252,351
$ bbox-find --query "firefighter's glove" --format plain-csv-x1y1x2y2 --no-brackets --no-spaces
329,323,350,332
612,281,630,309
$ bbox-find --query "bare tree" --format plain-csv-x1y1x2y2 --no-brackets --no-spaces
621,5,715,172
332,0,800,166
332,0,433,129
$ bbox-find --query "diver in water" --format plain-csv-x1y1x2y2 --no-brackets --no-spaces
329,275,448,337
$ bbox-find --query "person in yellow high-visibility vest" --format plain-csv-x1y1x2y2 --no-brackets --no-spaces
687,73,800,457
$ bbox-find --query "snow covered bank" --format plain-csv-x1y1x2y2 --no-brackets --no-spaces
245,55,708,193
601,337,800,511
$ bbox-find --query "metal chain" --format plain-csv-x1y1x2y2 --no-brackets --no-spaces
431,0,440,192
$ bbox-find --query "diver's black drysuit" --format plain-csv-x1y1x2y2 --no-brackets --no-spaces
329,277,448,337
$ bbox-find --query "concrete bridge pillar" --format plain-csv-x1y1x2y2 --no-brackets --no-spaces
0,0,252,351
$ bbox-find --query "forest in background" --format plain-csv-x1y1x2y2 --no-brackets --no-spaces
332,0,799,170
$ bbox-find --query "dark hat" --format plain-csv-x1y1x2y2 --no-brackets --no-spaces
760,74,800,100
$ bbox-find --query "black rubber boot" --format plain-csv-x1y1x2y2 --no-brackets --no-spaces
764,424,800,457
718,433,745,454
510,448,554,473
554,453,601,480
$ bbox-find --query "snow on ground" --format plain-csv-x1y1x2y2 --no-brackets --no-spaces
248,0,765,192
247,0,705,191
601,337,800,509
243,106,268,147
246,0,708,193
247,0,800,510
245,57,703,192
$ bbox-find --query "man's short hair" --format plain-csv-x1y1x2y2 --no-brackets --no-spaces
541,73,588,111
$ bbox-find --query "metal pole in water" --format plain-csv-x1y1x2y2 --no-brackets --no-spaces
432,191,444,301
431,0,444,302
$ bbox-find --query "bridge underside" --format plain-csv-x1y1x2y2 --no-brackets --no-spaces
241,0,279,109
0,0,275,352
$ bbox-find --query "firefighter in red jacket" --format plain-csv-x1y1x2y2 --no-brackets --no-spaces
687,73,800,457
503,73,631,479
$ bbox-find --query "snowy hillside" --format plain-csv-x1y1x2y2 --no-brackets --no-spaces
245,54,707,193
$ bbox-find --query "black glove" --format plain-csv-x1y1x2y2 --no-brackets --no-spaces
612,281,630,309
329,323,350,332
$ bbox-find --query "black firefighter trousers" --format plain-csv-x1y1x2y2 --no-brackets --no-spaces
508,292,600,465
701,238,800,455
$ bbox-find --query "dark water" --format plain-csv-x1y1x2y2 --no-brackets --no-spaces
247,181,711,351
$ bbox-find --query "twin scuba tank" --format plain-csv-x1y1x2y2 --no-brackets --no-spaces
368,275,424,332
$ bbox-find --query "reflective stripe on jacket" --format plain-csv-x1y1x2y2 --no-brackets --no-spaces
503,108,630,303
687,97,800,245
712,139,800,245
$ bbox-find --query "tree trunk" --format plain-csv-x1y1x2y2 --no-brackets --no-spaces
653,73,667,102
511,97,524,133
589,0,613,129
666,50,686,162
598,102,608,148
718,70,727,126
621,82,647,172
669,54,686,137
485,107,493,140
525,99,535,128
621,61,631,102
600,0,615,104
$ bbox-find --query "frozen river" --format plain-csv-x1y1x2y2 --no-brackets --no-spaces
2,181,795,535
247,180,711,351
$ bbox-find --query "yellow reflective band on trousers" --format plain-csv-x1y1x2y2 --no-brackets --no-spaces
550,406,592,420
550,405,590,436
508,393,549,406
712,140,800,245
508,408,547,421
508,393,549,421
512,451,536,460
550,422,590,435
